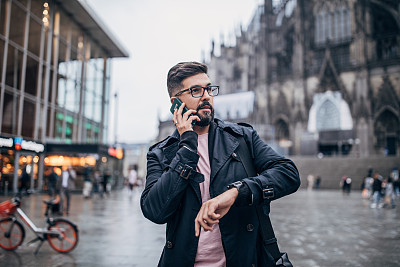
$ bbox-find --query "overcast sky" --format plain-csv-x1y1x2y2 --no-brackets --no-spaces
84,0,261,144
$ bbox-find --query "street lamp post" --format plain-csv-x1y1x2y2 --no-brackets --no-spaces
114,91,118,145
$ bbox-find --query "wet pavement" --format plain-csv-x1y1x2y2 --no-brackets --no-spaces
0,188,399,267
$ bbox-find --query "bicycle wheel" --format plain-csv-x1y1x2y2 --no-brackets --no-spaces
47,218,79,253
0,217,25,250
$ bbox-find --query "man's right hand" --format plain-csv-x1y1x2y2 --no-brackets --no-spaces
194,188,239,237
172,102,199,135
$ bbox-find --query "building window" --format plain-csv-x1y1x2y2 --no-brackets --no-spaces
21,99,35,138
9,1,26,48
27,17,42,57
0,39,4,81
316,100,340,131
65,114,75,143
55,112,63,140
374,110,399,155
0,1,6,37
5,46,24,89
315,5,351,46
25,55,40,96
372,3,399,60
1,92,19,134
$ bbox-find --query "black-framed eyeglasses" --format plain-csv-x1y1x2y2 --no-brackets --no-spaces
174,85,219,98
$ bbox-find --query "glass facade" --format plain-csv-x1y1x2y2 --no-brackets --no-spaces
0,0,128,193
0,0,113,143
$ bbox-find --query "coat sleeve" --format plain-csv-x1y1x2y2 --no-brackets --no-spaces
241,128,301,206
140,145,200,224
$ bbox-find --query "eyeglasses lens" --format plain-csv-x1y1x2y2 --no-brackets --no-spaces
191,86,219,98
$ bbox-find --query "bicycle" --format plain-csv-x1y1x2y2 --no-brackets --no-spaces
0,196,79,255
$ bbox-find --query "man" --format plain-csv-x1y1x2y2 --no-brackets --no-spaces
59,165,76,215
47,167,58,198
101,169,111,197
141,62,300,266
18,167,31,197
82,166,93,199
370,172,383,208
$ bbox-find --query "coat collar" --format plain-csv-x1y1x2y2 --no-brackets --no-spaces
155,118,245,184
155,118,244,150
213,118,244,137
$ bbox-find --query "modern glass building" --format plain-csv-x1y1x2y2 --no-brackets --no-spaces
0,0,129,193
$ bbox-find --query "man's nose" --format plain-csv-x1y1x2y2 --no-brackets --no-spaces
200,89,212,101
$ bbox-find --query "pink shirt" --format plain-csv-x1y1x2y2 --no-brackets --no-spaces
194,134,226,267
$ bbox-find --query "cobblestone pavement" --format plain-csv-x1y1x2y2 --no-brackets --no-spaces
271,190,399,267
0,188,399,267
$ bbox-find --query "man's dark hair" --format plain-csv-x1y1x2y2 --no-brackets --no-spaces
167,62,208,97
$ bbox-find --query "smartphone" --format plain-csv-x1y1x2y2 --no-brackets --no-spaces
170,98,196,125
170,98,189,115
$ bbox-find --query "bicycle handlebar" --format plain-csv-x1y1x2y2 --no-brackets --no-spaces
11,197,21,207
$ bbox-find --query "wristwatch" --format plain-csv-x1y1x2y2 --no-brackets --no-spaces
227,181,243,191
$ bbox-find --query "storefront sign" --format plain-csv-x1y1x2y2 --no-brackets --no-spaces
21,140,45,153
108,147,123,159
0,137,13,148
13,137,45,153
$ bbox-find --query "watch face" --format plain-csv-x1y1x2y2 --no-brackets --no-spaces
228,181,243,190
234,181,243,187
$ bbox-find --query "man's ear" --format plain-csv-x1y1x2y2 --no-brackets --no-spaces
170,97,176,104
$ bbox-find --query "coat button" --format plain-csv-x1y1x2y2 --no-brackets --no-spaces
166,241,173,249
232,152,237,159
246,224,254,232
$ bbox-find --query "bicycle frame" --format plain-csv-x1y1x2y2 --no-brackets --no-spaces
15,207,61,236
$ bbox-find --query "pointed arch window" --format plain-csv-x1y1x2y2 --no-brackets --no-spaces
275,119,290,141
374,110,399,155
316,100,340,131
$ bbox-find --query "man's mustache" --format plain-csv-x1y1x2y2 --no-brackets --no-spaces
197,102,213,112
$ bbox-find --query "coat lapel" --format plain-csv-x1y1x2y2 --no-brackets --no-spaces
210,127,239,183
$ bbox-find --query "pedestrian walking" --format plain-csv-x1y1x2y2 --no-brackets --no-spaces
315,176,321,190
140,61,300,266
371,172,383,208
307,174,315,190
391,167,399,198
92,169,101,195
47,167,58,198
101,169,111,197
83,166,93,199
341,175,352,195
383,177,396,208
18,167,31,197
362,175,374,199
128,165,138,196
59,165,76,215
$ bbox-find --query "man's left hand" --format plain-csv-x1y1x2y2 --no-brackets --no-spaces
194,188,238,237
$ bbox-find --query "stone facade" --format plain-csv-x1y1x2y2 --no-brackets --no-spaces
206,0,400,157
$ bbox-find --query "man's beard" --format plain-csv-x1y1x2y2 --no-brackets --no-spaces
195,102,214,127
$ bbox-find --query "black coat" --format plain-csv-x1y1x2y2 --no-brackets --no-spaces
372,178,382,193
141,119,300,267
